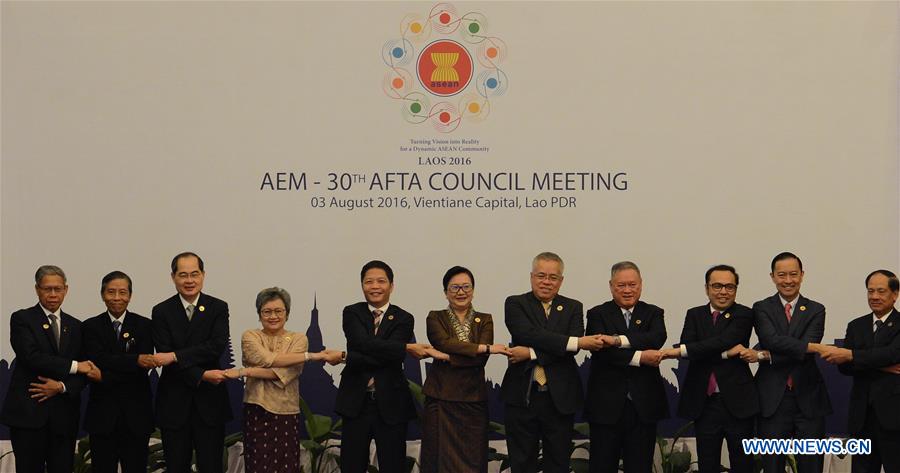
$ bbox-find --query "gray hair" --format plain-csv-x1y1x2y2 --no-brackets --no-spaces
255,287,292,315
532,251,565,274
35,265,66,284
611,261,640,278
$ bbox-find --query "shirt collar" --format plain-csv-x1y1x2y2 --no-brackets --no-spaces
779,295,799,308
368,302,390,315
874,309,894,323
39,304,61,319
108,311,127,323
180,294,200,309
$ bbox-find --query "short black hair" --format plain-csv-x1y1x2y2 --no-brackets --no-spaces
360,260,393,283
866,269,899,292
705,264,739,286
101,271,133,294
442,266,475,290
771,252,803,272
171,252,204,274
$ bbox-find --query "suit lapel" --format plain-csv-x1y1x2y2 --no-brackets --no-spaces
609,302,628,335
787,296,808,337
712,305,734,333
547,299,566,331
35,307,59,353
58,311,74,355
101,314,120,351
874,310,899,346
528,294,549,328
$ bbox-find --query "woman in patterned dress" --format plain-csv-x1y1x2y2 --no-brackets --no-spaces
420,267,512,473
224,287,342,473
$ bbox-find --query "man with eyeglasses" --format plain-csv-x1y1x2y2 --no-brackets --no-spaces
584,260,668,473
1,265,100,473
818,269,900,472
501,252,598,473
751,252,831,473
659,265,758,473
151,252,232,473
82,271,156,473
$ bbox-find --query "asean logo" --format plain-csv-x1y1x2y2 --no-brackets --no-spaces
382,3,508,133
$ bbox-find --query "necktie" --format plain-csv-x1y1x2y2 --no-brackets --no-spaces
624,310,632,329
112,320,122,339
186,304,195,321
48,314,60,349
372,309,384,335
533,303,551,386
784,303,794,389
874,319,884,343
707,311,720,395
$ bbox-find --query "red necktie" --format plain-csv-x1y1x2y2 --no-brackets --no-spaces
784,303,794,389
707,311,720,395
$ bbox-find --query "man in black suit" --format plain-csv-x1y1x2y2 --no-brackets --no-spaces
0,265,100,473
82,271,156,473
151,252,232,473
819,269,900,472
501,252,599,473
335,260,438,473
660,265,758,473
585,260,668,473
751,252,831,473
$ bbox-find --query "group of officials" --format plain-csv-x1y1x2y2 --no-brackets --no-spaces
1,250,898,473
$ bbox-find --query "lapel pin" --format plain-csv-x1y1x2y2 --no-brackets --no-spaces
123,332,130,339
635,319,642,325
388,315,394,320
474,317,481,323
42,324,49,330
889,322,894,327
556,305,563,311
198,306,205,312
724,313,731,319
285,336,292,341
799,306,806,311
63,327,69,333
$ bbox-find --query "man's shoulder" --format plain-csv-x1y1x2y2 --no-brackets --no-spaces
343,301,370,315
728,303,753,317
83,312,110,327
635,300,663,315
60,309,81,325
505,292,533,304
387,303,413,319
797,295,825,313
198,293,228,310
752,294,780,311
11,304,41,320
848,313,873,329
152,294,181,313
555,293,583,309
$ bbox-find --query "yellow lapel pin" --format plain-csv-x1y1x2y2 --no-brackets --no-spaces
799,306,806,311
198,306,205,312
388,315,394,320
635,319,642,325
556,305,563,311
42,324,49,330
123,332,130,339
724,313,731,319
474,317,481,323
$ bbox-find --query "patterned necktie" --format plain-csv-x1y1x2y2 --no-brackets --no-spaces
112,320,122,339
784,303,794,389
624,310,632,329
48,314,60,349
186,304,195,321
372,309,384,335
533,303,551,386
707,311,720,395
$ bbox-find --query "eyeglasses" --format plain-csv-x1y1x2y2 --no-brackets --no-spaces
260,308,286,318
175,271,203,280
447,284,473,294
709,283,737,293
38,285,66,294
532,273,562,283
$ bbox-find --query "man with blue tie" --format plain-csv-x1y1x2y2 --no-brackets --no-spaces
752,252,831,473
82,271,155,473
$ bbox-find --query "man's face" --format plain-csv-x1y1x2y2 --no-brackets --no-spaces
172,255,204,300
362,268,393,307
706,270,737,311
102,278,131,317
530,259,563,303
610,268,642,310
35,275,68,312
867,273,898,317
770,258,803,301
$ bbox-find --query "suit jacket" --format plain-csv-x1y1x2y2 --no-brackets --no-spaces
676,303,759,420
423,310,492,402
585,300,669,424
335,302,417,424
500,292,584,415
151,293,232,429
0,304,86,434
837,308,900,433
82,311,155,436
754,293,832,418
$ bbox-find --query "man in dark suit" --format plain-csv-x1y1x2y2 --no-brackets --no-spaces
335,260,438,473
151,252,232,473
0,265,100,473
585,260,668,473
752,252,831,473
819,269,900,472
501,252,599,473
660,265,758,473
82,271,156,473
